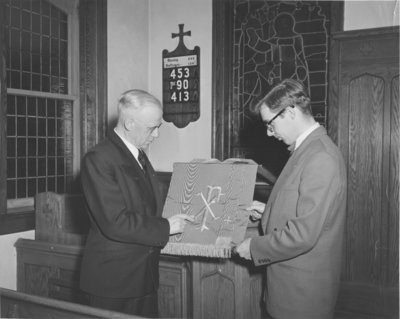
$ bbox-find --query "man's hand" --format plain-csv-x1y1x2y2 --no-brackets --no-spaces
246,200,266,221
234,238,252,260
168,214,194,235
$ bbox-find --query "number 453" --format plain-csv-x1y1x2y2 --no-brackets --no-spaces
170,67,190,79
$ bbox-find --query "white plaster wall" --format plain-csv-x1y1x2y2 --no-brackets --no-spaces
147,0,213,172
107,0,150,129
0,231,34,290
344,0,399,30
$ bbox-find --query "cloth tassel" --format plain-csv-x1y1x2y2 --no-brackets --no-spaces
161,242,232,258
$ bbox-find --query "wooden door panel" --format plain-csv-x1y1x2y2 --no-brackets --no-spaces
158,256,192,319
346,75,384,283
330,27,399,318
388,75,399,286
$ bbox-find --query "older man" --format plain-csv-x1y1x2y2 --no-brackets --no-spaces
80,89,192,317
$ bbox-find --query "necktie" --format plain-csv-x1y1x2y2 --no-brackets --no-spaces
138,150,155,197
138,150,147,173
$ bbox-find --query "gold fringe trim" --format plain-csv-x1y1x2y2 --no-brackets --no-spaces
161,242,231,258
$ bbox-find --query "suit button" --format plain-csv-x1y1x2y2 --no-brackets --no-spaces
274,228,277,231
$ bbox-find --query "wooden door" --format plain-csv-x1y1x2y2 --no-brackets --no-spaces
329,27,399,318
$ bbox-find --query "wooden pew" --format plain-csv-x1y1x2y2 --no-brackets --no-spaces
0,287,145,319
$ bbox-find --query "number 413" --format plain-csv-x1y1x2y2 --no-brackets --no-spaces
171,91,189,102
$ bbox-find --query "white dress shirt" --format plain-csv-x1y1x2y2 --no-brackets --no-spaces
114,128,144,169
294,122,320,150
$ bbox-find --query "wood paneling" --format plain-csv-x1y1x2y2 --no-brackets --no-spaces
329,27,399,318
0,0,6,215
35,192,89,246
79,0,108,155
191,226,265,319
158,256,192,318
193,259,236,319
212,0,234,161
16,239,85,301
388,76,399,286
15,238,192,318
347,75,384,283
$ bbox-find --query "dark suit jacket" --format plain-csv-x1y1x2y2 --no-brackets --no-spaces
250,126,347,319
79,130,170,298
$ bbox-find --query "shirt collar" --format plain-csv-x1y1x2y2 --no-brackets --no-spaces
294,122,320,150
114,128,140,163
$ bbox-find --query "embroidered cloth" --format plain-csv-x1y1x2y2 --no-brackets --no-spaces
161,158,258,258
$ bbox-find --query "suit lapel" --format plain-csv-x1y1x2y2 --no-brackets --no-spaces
141,151,163,215
261,127,328,231
108,131,159,210
261,154,297,230
291,126,327,159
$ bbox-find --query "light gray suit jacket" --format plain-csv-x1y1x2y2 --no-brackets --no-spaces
250,126,347,319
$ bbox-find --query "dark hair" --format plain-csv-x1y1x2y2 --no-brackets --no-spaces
251,79,312,116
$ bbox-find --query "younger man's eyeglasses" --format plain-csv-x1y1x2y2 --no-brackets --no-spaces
265,105,294,133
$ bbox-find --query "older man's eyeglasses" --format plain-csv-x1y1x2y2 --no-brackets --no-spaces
146,123,162,133
132,117,162,133
265,105,294,133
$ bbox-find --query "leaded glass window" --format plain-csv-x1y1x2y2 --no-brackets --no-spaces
4,0,77,204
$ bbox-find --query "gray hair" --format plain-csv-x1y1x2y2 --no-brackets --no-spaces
117,89,162,124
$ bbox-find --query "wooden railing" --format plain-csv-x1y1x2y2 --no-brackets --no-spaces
0,288,145,319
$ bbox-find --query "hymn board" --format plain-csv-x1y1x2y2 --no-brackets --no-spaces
162,24,200,128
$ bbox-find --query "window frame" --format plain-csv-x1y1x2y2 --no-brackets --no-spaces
0,0,108,235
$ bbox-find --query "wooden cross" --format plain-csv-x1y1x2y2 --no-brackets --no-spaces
172,24,191,49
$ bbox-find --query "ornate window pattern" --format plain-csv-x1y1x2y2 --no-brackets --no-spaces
234,0,332,126
227,0,333,173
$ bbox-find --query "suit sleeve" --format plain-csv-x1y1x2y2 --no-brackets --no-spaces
250,152,343,265
81,149,170,247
